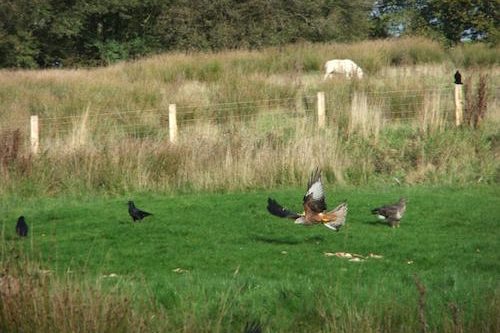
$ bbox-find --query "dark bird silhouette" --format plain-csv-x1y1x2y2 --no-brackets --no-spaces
128,201,152,222
454,70,462,85
371,198,406,228
267,167,348,231
16,216,28,237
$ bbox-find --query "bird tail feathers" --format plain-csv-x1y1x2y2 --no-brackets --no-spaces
323,202,348,231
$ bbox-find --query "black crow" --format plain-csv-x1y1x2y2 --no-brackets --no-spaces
16,216,28,237
454,70,462,85
128,201,152,222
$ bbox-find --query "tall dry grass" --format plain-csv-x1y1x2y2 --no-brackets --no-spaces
0,38,498,196
0,254,165,332
348,92,382,140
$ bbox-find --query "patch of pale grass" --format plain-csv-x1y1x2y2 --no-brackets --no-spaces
267,72,322,89
349,92,382,141
420,92,448,133
69,106,90,151
175,81,211,106
377,64,453,93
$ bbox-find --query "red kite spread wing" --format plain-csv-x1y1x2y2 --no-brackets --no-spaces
267,167,348,231
303,166,327,214
266,198,301,219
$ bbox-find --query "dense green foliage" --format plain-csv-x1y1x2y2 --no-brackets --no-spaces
0,0,373,67
2,186,499,331
0,0,497,68
373,0,499,44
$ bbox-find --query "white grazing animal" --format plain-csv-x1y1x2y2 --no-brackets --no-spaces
324,59,364,80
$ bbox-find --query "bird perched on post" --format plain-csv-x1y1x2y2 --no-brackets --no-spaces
371,198,406,228
128,201,152,222
16,216,28,237
267,167,348,231
454,70,462,85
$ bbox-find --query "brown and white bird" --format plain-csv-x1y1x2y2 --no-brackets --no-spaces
371,198,406,227
267,167,348,231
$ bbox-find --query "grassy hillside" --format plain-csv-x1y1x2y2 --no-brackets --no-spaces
0,38,499,197
1,185,499,332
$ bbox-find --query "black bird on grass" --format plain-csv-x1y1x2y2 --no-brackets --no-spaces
16,216,28,237
371,198,406,228
128,201,152,222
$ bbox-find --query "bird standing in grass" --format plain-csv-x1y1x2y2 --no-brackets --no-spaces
128,201,152,222
267,167,348,231
371,198,406,227
16,216,28,237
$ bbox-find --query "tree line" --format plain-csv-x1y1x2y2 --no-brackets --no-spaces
0,0,497,68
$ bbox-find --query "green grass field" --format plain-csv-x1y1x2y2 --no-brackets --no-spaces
2,184,499,332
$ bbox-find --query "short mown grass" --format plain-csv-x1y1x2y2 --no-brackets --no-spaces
1,185,499,332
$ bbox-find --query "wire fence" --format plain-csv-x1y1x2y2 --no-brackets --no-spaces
0,84,492,152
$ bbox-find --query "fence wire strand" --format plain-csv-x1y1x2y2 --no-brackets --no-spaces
3,87,471,141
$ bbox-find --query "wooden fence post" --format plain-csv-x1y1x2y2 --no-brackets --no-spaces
454,84,464,126
169,104,178,143
317,91,325,128
30,115,39,155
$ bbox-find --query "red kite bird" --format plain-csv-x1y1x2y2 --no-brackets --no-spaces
267,168,348,231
